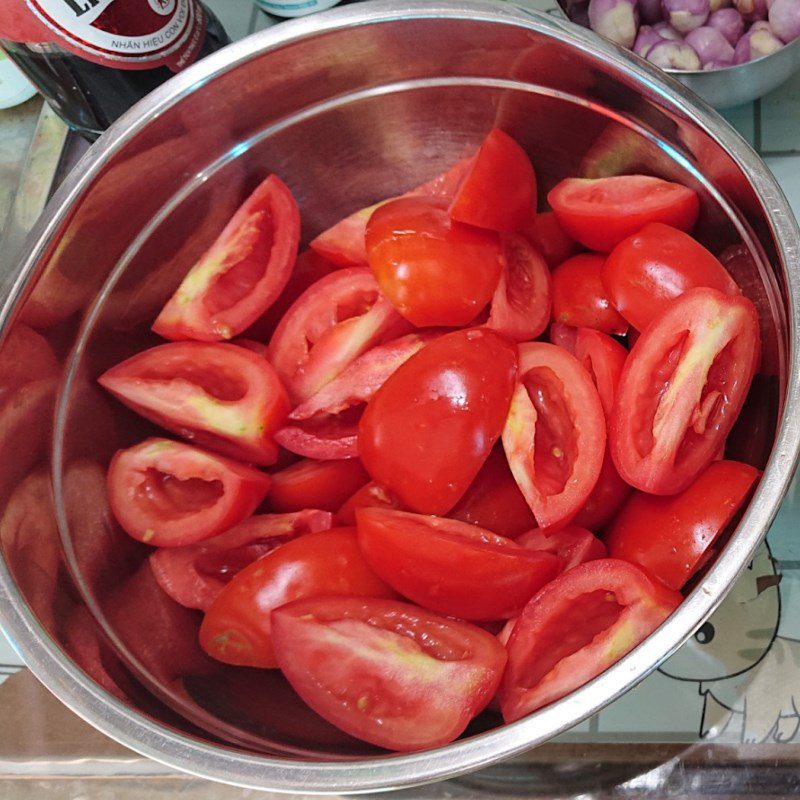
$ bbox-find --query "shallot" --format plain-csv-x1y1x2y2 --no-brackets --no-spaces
635,25,667,54
734,21,785,60
662,0,711,32
646,39,703,66
768,0,800,42
733,0,769,20
588,0,640,46
707,7,746,43
653,20,686,37
685,25,736,62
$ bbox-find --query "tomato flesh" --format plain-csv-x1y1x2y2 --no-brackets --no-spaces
272,596,507,751
516,526,606,572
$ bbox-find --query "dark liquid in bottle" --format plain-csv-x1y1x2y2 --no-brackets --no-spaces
1,7,229,141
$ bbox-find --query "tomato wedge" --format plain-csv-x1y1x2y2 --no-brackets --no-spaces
268,459,369,512
268,267,409,403
309,158,473,267
602,223,740,332
337,481,404,525
522,211,579,269
271,596,507,751
486,234,552,342
548,175,700,252
150,509,333,610
516,526,606,572
571,450,632,532
356,508,562,620
366,197,504,327
152,175,300,341
199,527,394,668
500,559,681,721
99,342,289,466
502,342,606,529
610,288,760,495
359,329,518,515
607,460,759,590
551,254,628,336
275,331,437,459
107,438,271,547
449,129,536,232
449,447,536,538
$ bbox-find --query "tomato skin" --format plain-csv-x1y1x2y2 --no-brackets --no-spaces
548,176,700,253
571,450,632,531
610,288,760,495
98,342,290,466
449,447,536,538
359,329,518,515
199,527,394,668
309,158,472,267
551,254,628,336
269,459,369,512
337,481,404,525
268,267,409,404
516,526,606,572
150,509,333,610
449,129,536,233
487,234,552,342
271,596,507,751
602,223,740,332
500,559,681,721
366,197,504,327
502,342,606,529
107,438,271,547
607,461,759,590
523,211,579,269
275,331,439,460
356,508,562,620
153,175,300,341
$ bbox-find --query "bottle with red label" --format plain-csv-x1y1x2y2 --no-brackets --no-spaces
0,0,230,140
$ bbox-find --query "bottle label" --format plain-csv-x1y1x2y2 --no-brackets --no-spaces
24,0,207,71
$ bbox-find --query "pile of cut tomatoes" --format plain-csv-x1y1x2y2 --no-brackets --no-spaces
99,129,762,752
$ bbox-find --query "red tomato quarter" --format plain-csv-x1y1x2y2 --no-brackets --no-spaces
356,508,562,620
199,527,394,668
449,129,537,232
602,223,740,332
548,175,700,252
269,459,369,512
607,460,759,590
502,343,606,529
272,596,507,751
610,288,760,495
107,438,270,547
268,267,409,403
366,197,504,327
551,254,628,336
523,211,579,269
337,481,404,525
152,175,300,341
99,342,290,466
500,559,681,721
150,509,333,610
517,526,606,572
359,329,518,515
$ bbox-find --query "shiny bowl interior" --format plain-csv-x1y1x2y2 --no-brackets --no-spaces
0,1,798,793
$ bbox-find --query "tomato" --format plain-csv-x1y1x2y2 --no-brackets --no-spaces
607,461,759,590
99,342,290,466
502,343,606,529
309,158,473,267
275,331,437,460
337,481,404,525
551,254,628,336
150,509,333,610
268,267,409,403
516,526,606,572
359,329,518,515
153,175,300,341
271,596,507,751
610,288,760,495
268,459,368,513
449,129,536,232
449,447,536,538
356,508,562,620
486,234,552,341
365,197,504,327
548,175,700,253
522,211,579,269
199,527,394,668
107,438,270,547
602,223,740,332
499,559,681,721
571,451,632,531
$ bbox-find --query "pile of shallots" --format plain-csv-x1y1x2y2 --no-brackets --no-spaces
586,0,800,70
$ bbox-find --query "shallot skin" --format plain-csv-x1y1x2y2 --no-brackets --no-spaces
707,7,746,44
647,39,703,66
769,0,800,42
588,0,641,47
734,22,785,61
662,0,711,32
685,25,737,63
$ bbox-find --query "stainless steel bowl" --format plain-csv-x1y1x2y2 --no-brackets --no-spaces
0,1,798,793
554,0,800,108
